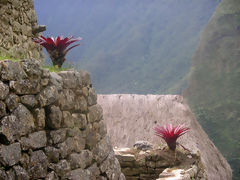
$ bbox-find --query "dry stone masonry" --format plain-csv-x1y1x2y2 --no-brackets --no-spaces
0,59,125,180
115,146,206,180
0,0,44,61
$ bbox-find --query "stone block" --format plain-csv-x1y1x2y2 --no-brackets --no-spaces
45,146,60,163
49,129,67,144
72,113,87,129
13,165,29,180
0,101,6,118
4,93,19,112
28,150,48,179
46,105,62,129
33,108,45,129
74,96,88,112
20,95,38,108
58,89,75,110
20,59,42,78
38,86,58,107
10,79,41,95
49,160,71,177
88,104,103,123
13,104,35,136
0,143,21,166
87,88,97,106
0,81,9,100
20,131,47,150
68,150,93,169
0,61,27,81
80,70,91,86
63,168,90,180
62,111,74,128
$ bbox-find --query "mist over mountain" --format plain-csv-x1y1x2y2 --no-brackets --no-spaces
184,0,240,178
34,0,219,94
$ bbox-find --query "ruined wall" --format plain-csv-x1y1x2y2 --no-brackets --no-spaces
0,59,125,180
0,0,44,61
115,147,206,180
98,94,232,180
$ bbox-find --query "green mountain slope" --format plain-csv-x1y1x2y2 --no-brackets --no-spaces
184,0,240,179
34,0,219,94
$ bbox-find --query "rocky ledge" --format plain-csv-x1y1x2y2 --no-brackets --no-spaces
0,59,125,180
115,144,206,180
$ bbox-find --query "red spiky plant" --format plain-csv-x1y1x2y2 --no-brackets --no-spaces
33,35,82,68
154,124,189,151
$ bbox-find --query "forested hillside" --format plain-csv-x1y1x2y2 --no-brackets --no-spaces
184,0,240,179
34,0,219,94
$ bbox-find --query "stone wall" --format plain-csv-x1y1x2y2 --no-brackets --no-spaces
0,59,125,180
115,146,206,180
0,0,44,61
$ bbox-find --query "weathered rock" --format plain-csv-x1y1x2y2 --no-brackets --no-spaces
87,104,103,123
58,71,81,89
49,129,67,144
47,105,62,129
6,169,15,180
28,150,48,179
4,93,19,112
93,136,112,164
62,111,74,128
58,89,75,110
133,141,153,151
68,150,93,169
38,86,58,107
45,146,60,163
63,168,90,180
57,136,86,158
20,131,47,150
13,165,30,180
12,104,35,136
85,124,101,150
49,160,71,177
0,101,6,118
75,96,88,112
0,61,27,81
80,70,91,86
49,72,63,90
10,79,41,95
20,153,30,169
87,163,101,180
45,171,59,180
0,81,9,100
20,59,42,78
100,152,122,180
0,169,7,180
72,113,87,129
33,108,45,129
87,88,97,106
20,95,38,108
0,143,21,166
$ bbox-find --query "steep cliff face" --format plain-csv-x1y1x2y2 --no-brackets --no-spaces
98,94,232,180
0,0,44,61
0,59,125,180
183,0,240,178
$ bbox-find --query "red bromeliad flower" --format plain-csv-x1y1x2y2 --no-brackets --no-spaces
154,124,189,151
33,35,82,68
